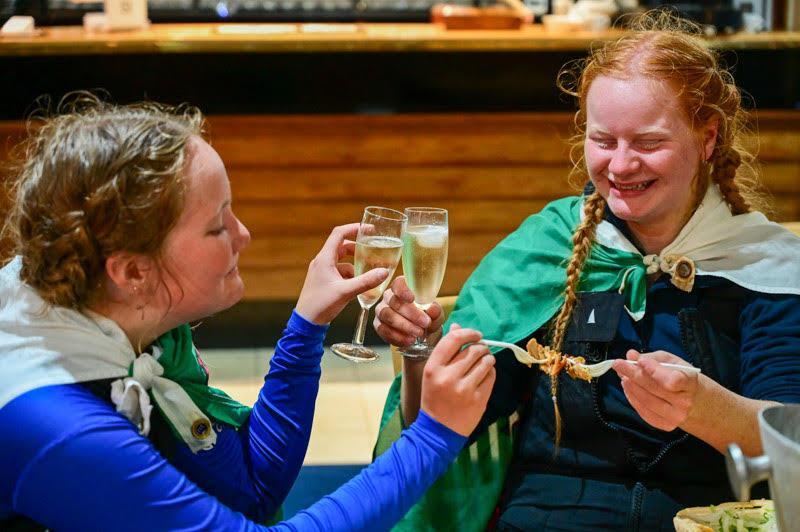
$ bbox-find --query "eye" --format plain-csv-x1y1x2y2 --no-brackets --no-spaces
207,225,227,236
637,140,662,151
590,137,615,150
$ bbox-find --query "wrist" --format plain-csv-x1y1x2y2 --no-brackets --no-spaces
289,309,330,337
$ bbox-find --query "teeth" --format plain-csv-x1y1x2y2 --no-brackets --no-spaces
617,182,648,191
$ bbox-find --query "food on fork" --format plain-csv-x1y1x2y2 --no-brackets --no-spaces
525,338,593,382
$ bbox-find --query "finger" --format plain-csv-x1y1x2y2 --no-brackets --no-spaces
451,343,490,376
626,349,641,361
337,240,356,260
336,263,354,278
621,378,678,431
339,268,389,299
386,290,431,330
318,224,361,262
462,352,496,389
621,376,686,422
376,302,426,338
441,341,480,372
475,366,497,400
425,303,446,331
391,276,416,304
428,327,483,366
373,320,416,347
613,358,690,396
636,357,692,393
637,350,687,365
449,323,461,331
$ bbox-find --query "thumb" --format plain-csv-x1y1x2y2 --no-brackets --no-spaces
341,268,389,298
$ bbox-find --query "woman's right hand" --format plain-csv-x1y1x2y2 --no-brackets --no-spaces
373,276,446,347
295,223,389,325
420,325,496,437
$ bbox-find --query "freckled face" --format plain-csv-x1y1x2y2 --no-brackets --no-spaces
158,137,251,323
585,75,707,236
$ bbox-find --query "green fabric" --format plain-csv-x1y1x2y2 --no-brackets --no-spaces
154,324,252,428
373,374,515,532
445,196,648,347
373,195,650,531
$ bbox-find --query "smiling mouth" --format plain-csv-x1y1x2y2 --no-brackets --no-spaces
610,179,656,192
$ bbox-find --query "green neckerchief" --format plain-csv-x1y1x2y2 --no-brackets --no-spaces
153,324,252,429
145,325,284,526
445,195,646,347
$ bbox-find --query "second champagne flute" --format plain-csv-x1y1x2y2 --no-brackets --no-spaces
401,207,449,358
331,206,406,363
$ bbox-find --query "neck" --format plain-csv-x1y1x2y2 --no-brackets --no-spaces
626,184,706,255
87,299,167,353
626,206,694,255
627,222,681,255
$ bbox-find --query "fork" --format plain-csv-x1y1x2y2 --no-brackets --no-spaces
478,338,544,366
478,338,701,378
572,359,702,378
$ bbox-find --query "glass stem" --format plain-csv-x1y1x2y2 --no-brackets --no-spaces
352,307,370,346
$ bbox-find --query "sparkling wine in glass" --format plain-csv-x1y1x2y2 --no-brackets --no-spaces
331,206,406,363
401,207,448,358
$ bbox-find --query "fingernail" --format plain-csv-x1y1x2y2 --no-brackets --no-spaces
376,268,389,277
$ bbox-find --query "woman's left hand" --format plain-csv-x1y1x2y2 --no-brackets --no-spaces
612,350,701,432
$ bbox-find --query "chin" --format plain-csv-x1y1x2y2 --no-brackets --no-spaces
606,196,659,224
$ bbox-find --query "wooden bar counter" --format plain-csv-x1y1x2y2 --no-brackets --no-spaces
2,24,800,56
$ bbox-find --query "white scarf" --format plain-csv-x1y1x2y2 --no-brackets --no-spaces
0,257,215,452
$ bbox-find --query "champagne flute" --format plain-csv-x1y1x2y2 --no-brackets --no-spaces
401,207,449,358
332,206,406,363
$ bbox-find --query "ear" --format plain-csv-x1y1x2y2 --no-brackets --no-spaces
104,252,157,294
701,116,720,161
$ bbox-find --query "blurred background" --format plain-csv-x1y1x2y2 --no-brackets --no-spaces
1,0,799,518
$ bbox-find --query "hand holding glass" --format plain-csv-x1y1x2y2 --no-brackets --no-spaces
401,207,449,358
331,206,406,362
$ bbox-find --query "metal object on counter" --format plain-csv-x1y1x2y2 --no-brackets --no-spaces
726,404,800,532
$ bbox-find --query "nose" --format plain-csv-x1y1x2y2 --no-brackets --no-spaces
607,145,641,177
233,215,251,252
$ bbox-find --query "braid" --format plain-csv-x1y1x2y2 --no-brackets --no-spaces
711,147,750,215
548,190,606,452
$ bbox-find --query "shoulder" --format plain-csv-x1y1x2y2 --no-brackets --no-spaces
0,383,138,506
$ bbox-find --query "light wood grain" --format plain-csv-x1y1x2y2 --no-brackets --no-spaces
2,110,799,300
1,24,799,57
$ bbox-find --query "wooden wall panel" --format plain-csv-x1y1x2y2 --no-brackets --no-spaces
1,111,798,301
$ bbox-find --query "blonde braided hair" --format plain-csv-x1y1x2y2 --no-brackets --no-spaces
548,190,606,451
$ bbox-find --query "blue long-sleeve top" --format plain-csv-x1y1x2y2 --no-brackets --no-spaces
0,310,467,531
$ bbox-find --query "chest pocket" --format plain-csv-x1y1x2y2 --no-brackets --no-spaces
562,291,625,361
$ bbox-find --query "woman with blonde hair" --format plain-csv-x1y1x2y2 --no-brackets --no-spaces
0,95,497,530
373,11,800,531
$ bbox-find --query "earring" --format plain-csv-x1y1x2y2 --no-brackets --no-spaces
133,285,146,321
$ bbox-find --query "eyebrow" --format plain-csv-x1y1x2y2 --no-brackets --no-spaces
586,127,670,137
208,199,231,224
